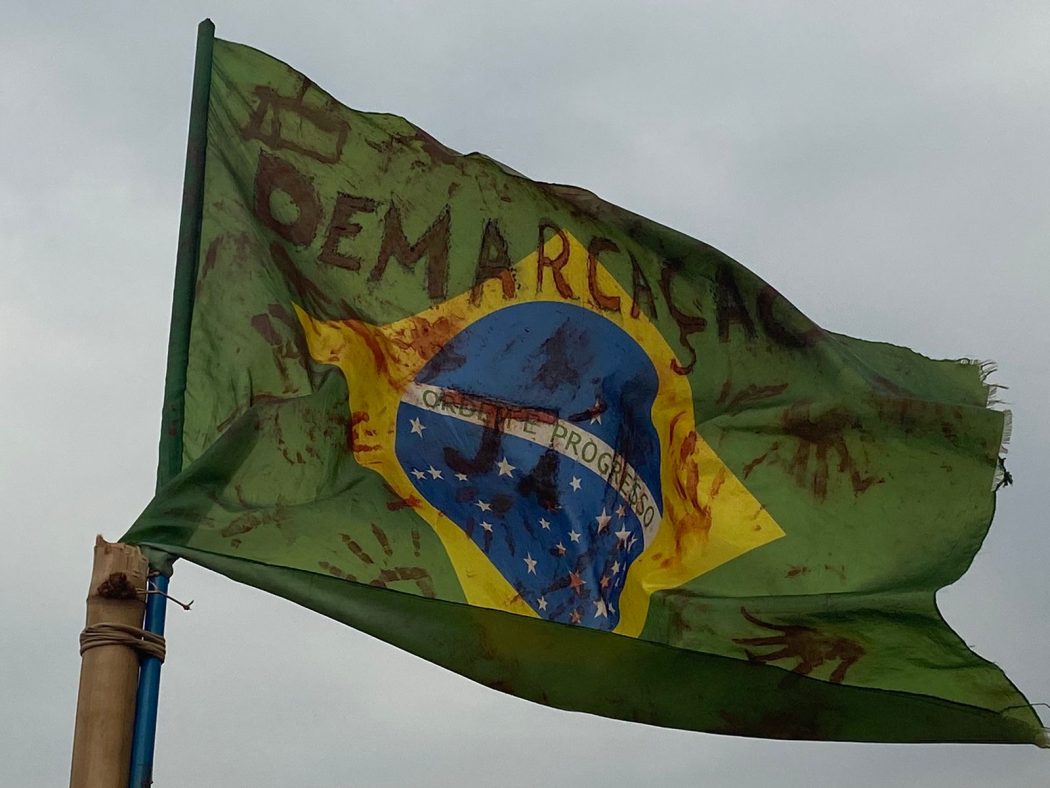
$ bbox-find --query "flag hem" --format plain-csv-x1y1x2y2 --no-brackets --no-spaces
142,541,1046,746
155,18,216,494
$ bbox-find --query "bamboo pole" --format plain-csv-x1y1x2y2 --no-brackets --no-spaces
69,536,148,788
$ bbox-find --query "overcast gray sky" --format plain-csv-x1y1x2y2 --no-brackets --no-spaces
2,2,1048,785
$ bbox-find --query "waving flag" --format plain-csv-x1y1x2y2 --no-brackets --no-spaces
124,28,1045,745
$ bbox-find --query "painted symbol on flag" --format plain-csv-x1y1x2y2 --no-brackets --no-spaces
297,230,784,636
393,301,660,630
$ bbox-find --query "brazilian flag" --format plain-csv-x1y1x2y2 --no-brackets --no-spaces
125,21,1046,745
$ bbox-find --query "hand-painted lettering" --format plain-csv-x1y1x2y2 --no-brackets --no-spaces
537,222,575,299
371,202,452,300
586,237,622,312
319,193,378,270
253,152,322,246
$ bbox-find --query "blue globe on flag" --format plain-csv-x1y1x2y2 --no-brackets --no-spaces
394,302,664,630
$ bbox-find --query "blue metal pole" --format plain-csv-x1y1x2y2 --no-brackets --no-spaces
128,574,170,788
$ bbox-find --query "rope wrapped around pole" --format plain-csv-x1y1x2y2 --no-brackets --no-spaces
80,623,166,662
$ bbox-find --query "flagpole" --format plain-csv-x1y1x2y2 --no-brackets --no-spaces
127,573,171,787
69,538,149,788
127,18,215,788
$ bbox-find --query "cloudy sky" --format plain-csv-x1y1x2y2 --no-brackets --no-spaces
2,2,1048,785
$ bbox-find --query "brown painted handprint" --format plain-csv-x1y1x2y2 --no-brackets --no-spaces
319,522,436,598
733,607,864,684
743,403,880,500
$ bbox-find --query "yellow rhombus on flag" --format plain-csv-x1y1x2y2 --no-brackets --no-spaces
294,231,785,636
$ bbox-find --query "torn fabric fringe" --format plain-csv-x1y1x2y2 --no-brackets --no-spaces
962,359,1012,490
